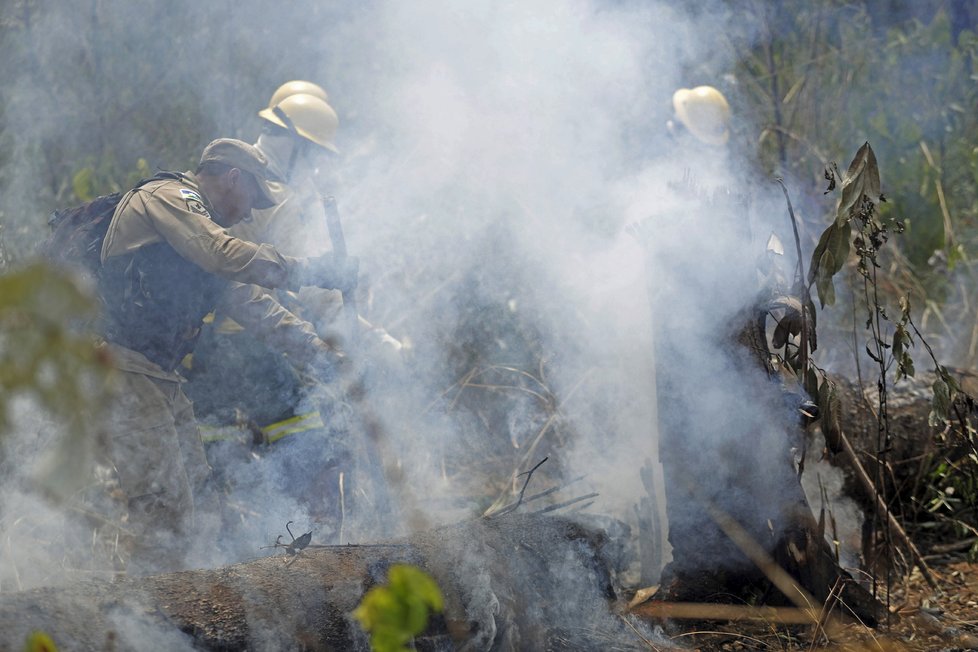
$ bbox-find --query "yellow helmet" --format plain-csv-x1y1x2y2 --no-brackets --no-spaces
267,80,329,109
259,93,340,154
672,86,731,145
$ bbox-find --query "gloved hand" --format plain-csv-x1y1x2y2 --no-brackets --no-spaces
303,253,359,292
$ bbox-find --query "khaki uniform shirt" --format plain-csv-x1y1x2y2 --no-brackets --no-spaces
231,177,330,258
101,172,325,363
229,174,345,335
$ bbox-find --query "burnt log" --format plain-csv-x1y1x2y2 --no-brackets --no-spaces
825,368,978,504
0,514,636,651
818,367,978,572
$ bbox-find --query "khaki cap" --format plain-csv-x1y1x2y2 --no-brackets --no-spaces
199,138,277,209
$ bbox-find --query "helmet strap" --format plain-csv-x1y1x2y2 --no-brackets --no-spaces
272,105,303,184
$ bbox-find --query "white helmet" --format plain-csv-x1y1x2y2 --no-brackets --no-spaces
672,86,731,145
266,80,329,109
259,93,340,154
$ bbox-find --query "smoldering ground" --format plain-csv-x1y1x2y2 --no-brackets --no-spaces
0,0,892,646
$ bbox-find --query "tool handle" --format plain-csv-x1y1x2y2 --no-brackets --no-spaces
323,195,359,347
323,196,348,258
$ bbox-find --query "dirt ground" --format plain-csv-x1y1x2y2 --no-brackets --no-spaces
881,556,978,651
638,554,978,651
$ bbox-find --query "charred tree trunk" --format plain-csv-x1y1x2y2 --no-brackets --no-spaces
634,193,884,627
0,514,632,651
650,307,882,626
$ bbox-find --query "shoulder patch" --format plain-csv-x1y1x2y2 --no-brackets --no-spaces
177,187,209,216
186,199,210,216
179,188,203,202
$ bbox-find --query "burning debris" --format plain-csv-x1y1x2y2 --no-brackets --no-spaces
3,2,978,651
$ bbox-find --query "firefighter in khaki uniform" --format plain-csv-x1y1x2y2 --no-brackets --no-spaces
235,81,402,344
186,83,401,538
97,138,356,574
234,82,337,261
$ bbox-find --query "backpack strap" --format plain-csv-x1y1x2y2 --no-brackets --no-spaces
132,170,190,190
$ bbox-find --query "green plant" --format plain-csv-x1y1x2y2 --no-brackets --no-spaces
0,261,113,498
353,564,444,652
71,157,152,203
786,141,978,588
730,5,978,365
24,630,57,652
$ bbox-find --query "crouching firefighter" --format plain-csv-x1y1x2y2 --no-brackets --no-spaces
184,82,402,542
93,138,356,575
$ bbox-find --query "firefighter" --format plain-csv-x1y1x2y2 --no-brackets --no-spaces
97,138,356,574
184,82,400,542
243,81,401,347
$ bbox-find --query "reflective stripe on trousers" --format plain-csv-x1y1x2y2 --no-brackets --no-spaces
199,410,325,445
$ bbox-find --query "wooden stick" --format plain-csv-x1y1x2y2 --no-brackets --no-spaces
836,425,939,590
631,600,838,626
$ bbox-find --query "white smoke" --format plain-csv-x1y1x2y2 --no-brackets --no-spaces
0,0,841,646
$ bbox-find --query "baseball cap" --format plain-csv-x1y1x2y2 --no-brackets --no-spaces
199,138,277,209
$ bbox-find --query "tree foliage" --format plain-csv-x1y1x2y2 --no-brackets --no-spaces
0,262,113,497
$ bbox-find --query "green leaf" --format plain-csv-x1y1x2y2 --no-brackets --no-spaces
818,380,842,449
769,296,804,350
809,221,851,308
804,366,820,399
837,142,882,224
892,324,915,381
25,630,58,652
865,344,883,364
901,354,915,378
389,565,444,612
353,564,444,652
0,262,112,499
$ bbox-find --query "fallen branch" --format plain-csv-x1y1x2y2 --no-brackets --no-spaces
929,537,978,554
631,601,841,626
835,423,939,590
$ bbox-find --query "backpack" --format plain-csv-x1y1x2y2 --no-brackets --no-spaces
40,171,186,277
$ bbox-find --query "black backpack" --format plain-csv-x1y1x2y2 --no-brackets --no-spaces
40,171,186,277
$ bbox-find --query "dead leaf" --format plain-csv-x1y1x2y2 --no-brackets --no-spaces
627,586,659,609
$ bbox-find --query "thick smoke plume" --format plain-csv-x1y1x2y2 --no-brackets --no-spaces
0,0,887,645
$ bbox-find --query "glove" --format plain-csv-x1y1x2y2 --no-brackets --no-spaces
303,253,359,292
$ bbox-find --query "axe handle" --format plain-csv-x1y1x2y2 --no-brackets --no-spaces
322,196,394,529
323,195,360,347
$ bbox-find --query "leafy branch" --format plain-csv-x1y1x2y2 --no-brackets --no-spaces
799,141,978,574
0,262,114,499
353,564,444,652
